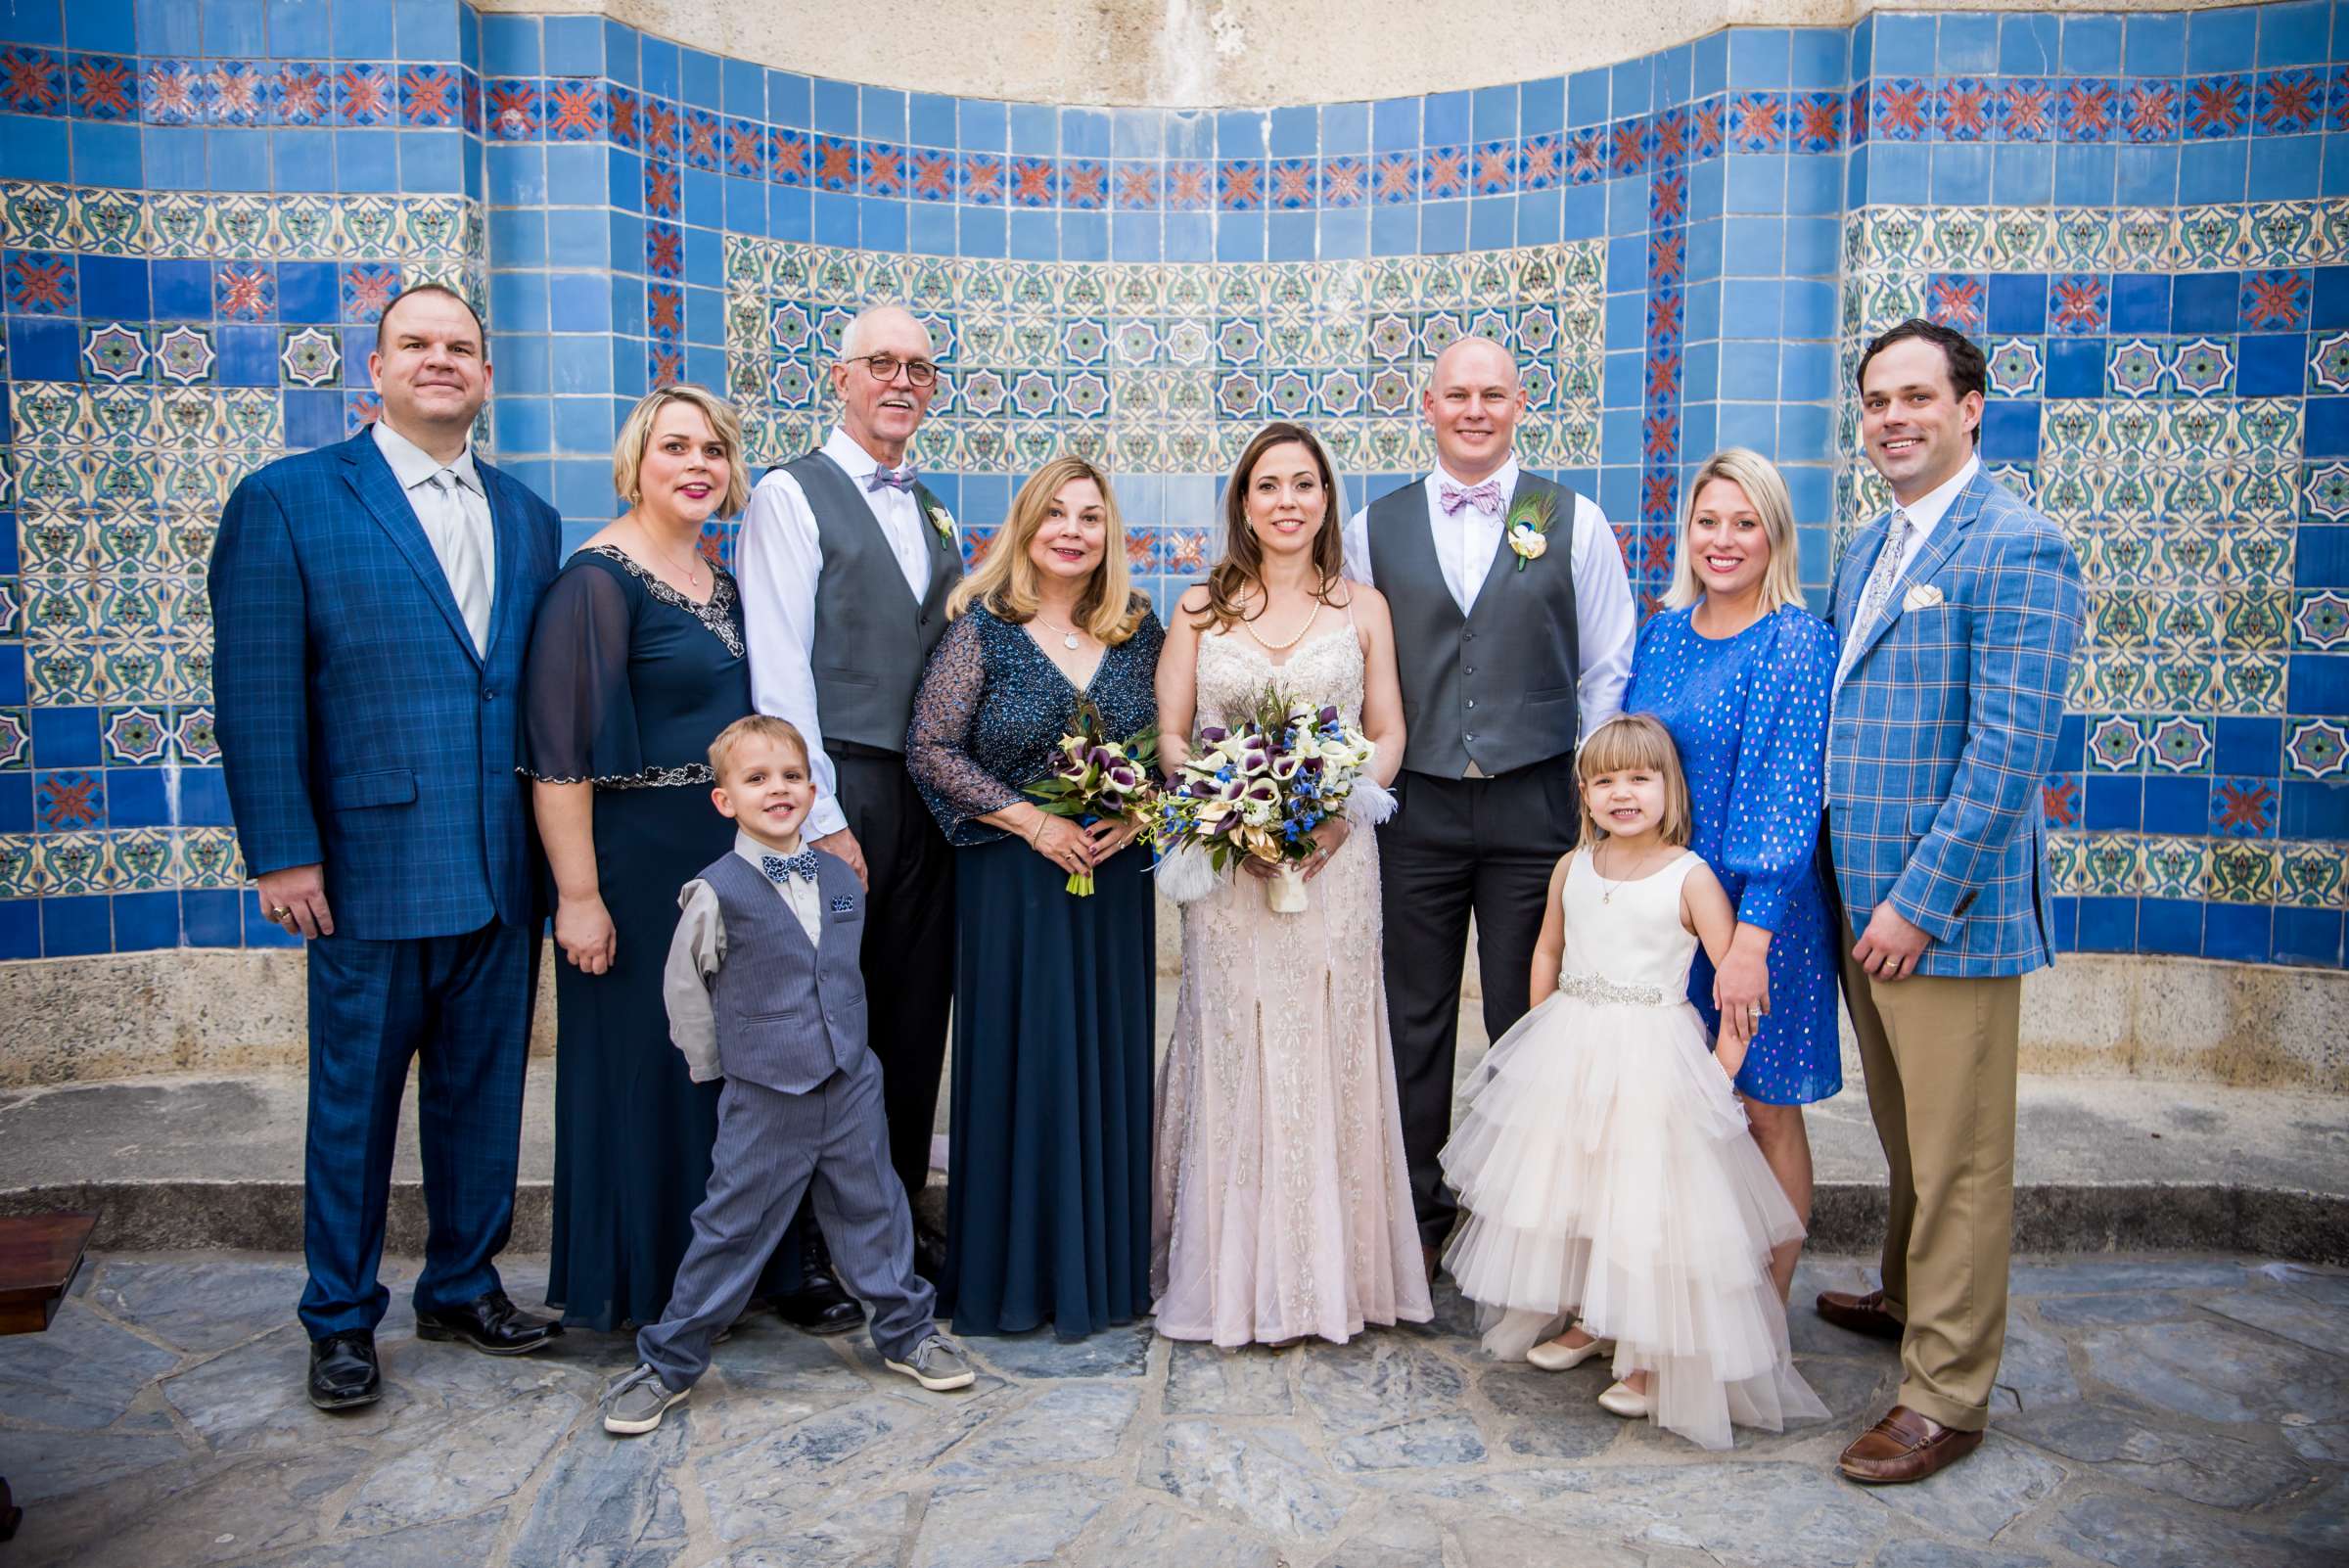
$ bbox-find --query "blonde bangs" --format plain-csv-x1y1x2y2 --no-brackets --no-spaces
1573,713,1693,849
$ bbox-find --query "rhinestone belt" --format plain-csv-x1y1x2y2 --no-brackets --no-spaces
1555,972,1674,1008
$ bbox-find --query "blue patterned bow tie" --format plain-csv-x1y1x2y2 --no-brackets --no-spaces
760,850,820,885
864,464,917,492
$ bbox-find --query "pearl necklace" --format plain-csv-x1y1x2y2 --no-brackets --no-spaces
1242,600,1319,653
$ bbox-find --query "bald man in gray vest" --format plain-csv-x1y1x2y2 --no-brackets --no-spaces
738,305,964,1315
1340,336,1637,1275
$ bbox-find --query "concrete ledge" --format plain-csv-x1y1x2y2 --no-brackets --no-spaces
5,930,2341,1091
6,1177,2343,1266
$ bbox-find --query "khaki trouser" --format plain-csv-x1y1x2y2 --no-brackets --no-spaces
1839,949,2022,1433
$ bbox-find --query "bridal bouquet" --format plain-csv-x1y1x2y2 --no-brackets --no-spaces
1152,685,1391,914
1025,698,1159,896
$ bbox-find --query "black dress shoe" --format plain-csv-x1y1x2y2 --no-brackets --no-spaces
414,1290,564,1356
308,1328,382,1410
775,1232,864,1336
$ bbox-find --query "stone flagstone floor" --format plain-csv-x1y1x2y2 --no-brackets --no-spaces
1,1252,2344,1567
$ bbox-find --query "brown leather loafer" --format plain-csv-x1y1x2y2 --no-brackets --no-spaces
1837,1405,1984,1485
1815,1287,1906,1341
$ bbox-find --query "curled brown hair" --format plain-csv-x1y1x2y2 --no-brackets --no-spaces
1193,422,1347,632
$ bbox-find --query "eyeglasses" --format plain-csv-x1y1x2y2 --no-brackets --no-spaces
846,352,941,389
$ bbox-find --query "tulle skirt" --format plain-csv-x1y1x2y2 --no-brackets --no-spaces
1439,989,1827,1451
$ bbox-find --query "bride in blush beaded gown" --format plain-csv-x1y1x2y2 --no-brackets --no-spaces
1150,422,1432,1348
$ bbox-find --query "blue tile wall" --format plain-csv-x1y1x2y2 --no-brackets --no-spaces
0,2,2342,964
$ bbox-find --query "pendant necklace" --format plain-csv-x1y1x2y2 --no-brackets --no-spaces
1593,843,1653,903
1032,613,1083,651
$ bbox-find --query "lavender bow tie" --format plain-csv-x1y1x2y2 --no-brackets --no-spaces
1439,480,1502,516
864,464,918,493
760,850,821,885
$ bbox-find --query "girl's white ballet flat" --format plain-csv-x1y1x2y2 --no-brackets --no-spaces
1526,1335,1614,1371
1597,1378,1650,1417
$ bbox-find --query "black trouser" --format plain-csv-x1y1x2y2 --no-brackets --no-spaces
828,743,958,1217
1377,761,1580,1251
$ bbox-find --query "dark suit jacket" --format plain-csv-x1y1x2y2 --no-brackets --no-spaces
209,428,563,941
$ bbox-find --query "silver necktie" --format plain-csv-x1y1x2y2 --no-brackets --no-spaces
426,469,492,654
1835,509,1913,690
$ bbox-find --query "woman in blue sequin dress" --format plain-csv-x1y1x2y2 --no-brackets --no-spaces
906,456,1164,1339
1624,448,1839,1302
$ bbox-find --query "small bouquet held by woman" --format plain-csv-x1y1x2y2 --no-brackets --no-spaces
1153,684,1392,913
1025,698,1159,896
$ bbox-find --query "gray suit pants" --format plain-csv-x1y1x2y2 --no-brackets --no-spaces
638,1053,936,1390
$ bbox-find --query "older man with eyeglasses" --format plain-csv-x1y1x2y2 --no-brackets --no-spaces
738,305,965,1320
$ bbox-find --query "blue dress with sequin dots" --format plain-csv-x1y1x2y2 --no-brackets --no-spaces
1625,604,1842,1106
906,600,1165,1338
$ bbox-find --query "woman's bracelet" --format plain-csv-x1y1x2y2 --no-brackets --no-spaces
1026,812,1046,847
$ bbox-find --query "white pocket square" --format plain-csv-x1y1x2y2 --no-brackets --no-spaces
1901,583,1945,612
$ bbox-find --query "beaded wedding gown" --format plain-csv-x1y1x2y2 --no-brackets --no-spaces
1150,620,1432,1346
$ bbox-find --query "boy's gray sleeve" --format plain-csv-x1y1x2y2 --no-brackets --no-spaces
665,879,725,1082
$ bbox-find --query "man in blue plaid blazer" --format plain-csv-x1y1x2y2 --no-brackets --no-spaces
211,285,566,1411
1814,320,2084,1486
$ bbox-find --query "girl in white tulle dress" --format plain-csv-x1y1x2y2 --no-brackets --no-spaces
1440,714,1825,1451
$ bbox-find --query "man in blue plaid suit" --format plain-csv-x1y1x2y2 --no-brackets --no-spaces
1814,319,2084,1485
211,285,566,1411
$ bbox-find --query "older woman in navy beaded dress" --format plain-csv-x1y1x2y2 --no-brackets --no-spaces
906,456,1165,1339
1624,447,1839,1303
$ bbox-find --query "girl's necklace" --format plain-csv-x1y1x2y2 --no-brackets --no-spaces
1593,842,1660,903
1032,611,1085,652
1242,599,1319,653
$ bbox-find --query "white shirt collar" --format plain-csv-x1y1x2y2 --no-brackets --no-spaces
732,829,807,870
824,425,906,481
373,416,481,494
1428,455,1520,503
1891,454,1979,544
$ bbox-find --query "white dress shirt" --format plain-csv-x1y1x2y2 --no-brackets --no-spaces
663,831,825,1082
373,417,495,653
737,426,950,840
1340,456,1636,744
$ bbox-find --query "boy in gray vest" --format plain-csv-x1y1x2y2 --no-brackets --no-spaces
603,715,973,1435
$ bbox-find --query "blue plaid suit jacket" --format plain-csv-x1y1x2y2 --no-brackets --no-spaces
210,430,563,941
1825,466,2084,978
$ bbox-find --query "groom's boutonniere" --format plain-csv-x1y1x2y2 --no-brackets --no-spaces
1503,493,1558,572
927,503,956,543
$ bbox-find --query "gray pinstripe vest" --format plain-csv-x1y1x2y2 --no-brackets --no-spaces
1365,472,1584,777
703,849,868,1093
780,450,962,754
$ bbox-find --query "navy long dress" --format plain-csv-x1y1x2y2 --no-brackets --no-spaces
906,601,1165,1338
523,544,772,1330
1625,602,1842,1105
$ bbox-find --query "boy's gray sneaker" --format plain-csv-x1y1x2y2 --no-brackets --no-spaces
603,1363,688,1435
885,1333,976,1391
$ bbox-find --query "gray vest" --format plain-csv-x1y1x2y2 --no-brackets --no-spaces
782,450,963,754
1365,473,1584,778
703,849,868,1094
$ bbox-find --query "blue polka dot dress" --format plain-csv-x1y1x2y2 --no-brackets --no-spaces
1626,604,1842,1106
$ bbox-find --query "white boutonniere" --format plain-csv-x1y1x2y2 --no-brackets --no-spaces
1503,492,1557,571
927,504,955,542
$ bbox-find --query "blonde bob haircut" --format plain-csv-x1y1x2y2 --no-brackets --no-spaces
947,455,1148,644
1573,713,1694,851
1663,446,1805,616
612,384,752,517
